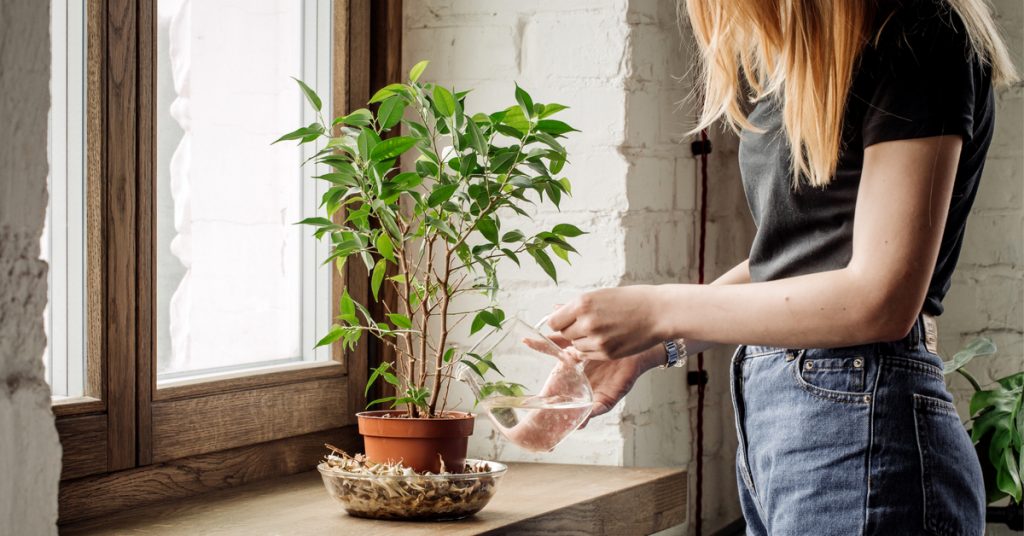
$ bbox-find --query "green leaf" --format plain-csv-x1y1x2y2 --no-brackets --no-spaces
365,362,392,396
315,325,346,348
339,288,356,319
371,259,387,301
943,338,998,375
539,103,569,118
515,84,535,118
997,443,1023,502
297,217,335,227
386,313,413,330
292,77,322,111
477,217,499,243
470,309,503,335
388,171,423,192
443,347,456,363
335,108,373,127
551,244,570,262
366,396,396,409
433,86,456,117
273,123,324,144
427,183,458,207
530,248,557,282
536,119,577,136
470,313,488,335
377,97,407,130
461,360,486,378
375,233,395,262
501,230,525,243
500,105,530,134
368,83,408,104
357,128,381,159
501,248,520,265
553,223,585,237
369,136,417,161
466,118,488,156
409,60,429,83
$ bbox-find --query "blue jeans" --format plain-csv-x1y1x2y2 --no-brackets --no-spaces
731,316,985,535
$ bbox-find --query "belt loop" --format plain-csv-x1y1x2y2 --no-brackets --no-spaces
909,314,922,350
921,314,940,354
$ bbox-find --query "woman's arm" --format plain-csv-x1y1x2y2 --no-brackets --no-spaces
550,135,963,358
711,258,751,286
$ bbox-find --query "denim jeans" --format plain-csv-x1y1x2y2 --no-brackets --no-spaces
731,316,985,535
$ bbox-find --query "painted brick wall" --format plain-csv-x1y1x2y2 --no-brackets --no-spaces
0,0,62,533
942,0,1024,417
404,1,711,533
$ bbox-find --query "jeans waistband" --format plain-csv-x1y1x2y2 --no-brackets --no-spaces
741,312,939,359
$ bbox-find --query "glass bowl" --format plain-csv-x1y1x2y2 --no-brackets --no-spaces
318,459,507,520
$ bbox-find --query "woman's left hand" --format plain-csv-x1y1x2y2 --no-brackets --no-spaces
547,285,667,360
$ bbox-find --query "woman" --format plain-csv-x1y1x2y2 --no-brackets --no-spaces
547,0,1017,534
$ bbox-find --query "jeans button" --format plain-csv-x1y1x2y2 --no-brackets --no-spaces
863,394,872,403
804,360,814,370
853,358,863,368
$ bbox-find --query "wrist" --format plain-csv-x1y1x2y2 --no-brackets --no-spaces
648,284,685,340
638,345,667,372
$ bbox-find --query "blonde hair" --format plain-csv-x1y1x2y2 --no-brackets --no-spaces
684,0,1019,187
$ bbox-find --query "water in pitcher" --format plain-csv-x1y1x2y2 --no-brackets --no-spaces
481,394,592,452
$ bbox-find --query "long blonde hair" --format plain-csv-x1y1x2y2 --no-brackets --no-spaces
684,0,1019,187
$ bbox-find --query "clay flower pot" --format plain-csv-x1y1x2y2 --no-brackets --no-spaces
356,410,475,473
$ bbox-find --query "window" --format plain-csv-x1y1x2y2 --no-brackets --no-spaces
53,0,402,525
45,0,89,399
154,0,333,382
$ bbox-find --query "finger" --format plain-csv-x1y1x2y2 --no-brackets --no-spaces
570,336,601,353
559,320,591,341
546,333,573,349
577,349,612,361
546,300,579,332
580,401,611,428
522,337,563,358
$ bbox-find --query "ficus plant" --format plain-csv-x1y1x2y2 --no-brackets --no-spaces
943,338,1023,505
275,61,583,419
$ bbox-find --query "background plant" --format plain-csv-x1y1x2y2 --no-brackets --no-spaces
943,338,1023,505
276,61,583,418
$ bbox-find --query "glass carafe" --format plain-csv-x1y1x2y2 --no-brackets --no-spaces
457,316,593,452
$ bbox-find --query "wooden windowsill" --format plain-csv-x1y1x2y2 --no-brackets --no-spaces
62,462,687,535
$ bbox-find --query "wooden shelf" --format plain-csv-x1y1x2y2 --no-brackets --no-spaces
62,462,687,535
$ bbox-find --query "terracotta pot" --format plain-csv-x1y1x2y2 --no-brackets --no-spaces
356,410,475,473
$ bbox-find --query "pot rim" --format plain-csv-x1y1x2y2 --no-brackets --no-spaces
356,409,475,421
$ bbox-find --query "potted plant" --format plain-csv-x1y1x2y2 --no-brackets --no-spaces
276,60,581,475
943,338,1023,531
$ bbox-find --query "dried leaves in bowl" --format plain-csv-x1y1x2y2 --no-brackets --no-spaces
318,445,507,521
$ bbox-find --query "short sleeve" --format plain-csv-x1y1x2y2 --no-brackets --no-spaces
861,7,978,148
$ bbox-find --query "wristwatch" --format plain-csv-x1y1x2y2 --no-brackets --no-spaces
659,338,688,369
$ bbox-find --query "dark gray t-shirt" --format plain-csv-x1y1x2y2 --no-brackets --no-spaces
739,0,995,315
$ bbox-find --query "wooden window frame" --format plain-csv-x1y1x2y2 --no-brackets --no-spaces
54,0,402,525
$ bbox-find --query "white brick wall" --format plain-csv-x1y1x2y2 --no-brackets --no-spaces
0,0,62,533
942,0,1024,418
405,1,703,533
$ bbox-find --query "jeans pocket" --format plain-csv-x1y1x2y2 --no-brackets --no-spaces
792,351,873,404
913,393,985,536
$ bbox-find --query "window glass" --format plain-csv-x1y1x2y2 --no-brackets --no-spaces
156,0,331,381
44,0,88,399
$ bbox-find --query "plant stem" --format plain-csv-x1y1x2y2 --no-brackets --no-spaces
427,246,454,416
957,368,984,392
